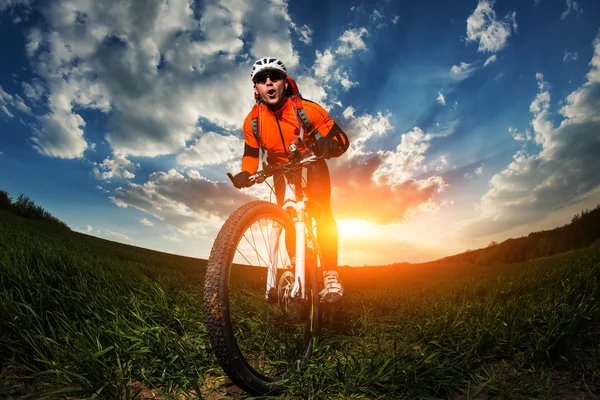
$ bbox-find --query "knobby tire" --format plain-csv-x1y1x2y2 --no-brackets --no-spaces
204,200,320,396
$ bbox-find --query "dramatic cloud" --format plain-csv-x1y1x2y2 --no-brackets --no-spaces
329,115,447,224
466,0,517,53
458,34,600,238
9,0,304,159
110,169,256,234
332,155,446,224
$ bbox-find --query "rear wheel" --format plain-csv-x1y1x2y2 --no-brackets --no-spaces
204,201,320,395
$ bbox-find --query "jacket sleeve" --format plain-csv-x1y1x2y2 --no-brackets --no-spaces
242,114,260,174
304,100,349,158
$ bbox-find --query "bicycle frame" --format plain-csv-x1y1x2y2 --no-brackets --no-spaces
228,151,321,303
264,181,310,300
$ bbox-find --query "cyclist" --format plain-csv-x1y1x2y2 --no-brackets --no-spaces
232,57,349,303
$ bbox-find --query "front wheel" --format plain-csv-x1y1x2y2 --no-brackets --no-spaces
204,201,320,396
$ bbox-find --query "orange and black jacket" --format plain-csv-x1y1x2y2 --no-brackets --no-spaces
241,97,349,173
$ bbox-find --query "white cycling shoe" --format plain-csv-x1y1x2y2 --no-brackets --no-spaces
319,270,343,303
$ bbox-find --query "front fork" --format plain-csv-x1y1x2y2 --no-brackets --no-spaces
265,184,308,301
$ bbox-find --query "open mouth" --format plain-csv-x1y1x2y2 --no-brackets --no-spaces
267,89,276,98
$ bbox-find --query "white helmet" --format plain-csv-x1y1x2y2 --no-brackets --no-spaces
250,57,287,81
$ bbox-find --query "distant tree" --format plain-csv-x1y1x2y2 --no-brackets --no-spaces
0,190,12,210
0,189,71,230
436,204,600,266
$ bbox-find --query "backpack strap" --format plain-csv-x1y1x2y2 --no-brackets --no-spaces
290,95,314,140
250,103,262,148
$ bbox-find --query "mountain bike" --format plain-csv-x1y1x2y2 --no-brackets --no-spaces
203,146,324,396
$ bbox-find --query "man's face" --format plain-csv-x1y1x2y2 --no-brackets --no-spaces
253,70,288,109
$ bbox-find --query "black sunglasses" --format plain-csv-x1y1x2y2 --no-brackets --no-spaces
253,71,285,84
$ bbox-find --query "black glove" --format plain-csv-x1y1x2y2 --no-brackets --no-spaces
232,171,252,188
315,135,340,159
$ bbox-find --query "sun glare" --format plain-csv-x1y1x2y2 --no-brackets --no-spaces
337,219,379,238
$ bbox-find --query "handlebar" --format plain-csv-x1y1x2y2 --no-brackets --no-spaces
228,151,321,187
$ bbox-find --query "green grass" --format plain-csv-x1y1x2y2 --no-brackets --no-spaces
1,210,599,399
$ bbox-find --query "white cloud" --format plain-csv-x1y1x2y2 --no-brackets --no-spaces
509,126,532,141
475,164,484,176
340,109,394,156
313,49,334,78
451,62,477,80
392,16,400,24
560,0,583,20
313,47,357,94
333,69,358,90
563,51,579,62
176,131,243,167
163,233,181,242
0,85,32,118
295,75,328,105
484,54,497,66
140,218,153,227
458,33,600,239
335,27,369,56
290,21,312,45
11,0,306,159
105,230,131,241
437,92,446,105
466,0,517,53
374,127,434,184
93,153,138,180
75,224,93,233
21,80,45,101
32,111,88,158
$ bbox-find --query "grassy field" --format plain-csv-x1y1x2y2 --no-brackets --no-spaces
1,210,599,399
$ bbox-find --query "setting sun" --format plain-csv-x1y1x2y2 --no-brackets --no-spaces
337,219,380,238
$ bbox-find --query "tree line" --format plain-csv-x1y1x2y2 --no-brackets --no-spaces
0,189,71,230
435,205,600,266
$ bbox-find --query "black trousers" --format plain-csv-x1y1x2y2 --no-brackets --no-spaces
273,158,338,271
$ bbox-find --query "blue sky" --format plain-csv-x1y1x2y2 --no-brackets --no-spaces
1,0,599,266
